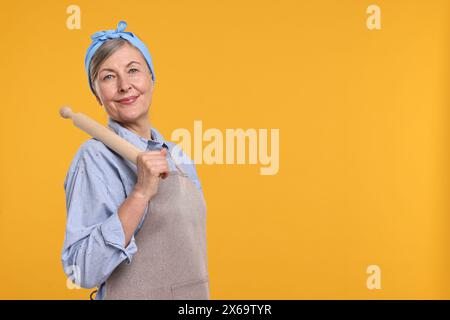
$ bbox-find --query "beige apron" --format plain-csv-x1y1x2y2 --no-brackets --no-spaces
104,151,209,300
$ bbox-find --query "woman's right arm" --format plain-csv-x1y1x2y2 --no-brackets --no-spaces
62,157,137,289
61,148,169,289
118,148,169,247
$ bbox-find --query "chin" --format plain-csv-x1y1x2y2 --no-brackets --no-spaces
120,108,147,122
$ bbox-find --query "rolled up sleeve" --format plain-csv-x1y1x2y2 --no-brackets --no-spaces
61,157,138,289
101,211,137,263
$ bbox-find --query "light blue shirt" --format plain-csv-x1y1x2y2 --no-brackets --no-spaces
61,117,202,300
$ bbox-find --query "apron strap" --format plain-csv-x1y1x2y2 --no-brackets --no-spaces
165,144,188,177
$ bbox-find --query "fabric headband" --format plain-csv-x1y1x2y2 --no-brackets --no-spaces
84,21,155,93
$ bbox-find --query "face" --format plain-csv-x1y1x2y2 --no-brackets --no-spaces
93,44,154,124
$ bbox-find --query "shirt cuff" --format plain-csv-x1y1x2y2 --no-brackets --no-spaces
100,212,138,264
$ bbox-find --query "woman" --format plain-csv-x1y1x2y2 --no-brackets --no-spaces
61,21,209,300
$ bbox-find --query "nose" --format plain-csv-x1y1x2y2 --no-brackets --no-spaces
118,77,132,92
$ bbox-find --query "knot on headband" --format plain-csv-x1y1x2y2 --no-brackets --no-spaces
90,21,130,42
84,21,155,93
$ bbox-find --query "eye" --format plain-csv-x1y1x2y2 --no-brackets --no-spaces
129,68,139,74
103,74,114,81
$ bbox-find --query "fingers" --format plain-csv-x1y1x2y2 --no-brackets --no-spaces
158,149,169,179
138,148,168,160
143,159,167,166
137,148,170,179
144,161,169,176
148,164,169,176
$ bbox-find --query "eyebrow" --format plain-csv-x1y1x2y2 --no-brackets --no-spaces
99,61,141,74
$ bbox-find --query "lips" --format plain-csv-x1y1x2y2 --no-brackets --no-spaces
117,95,139,105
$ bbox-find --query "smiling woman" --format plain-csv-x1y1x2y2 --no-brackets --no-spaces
61,21,210,300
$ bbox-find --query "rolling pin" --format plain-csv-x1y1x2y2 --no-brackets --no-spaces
59,106,167,178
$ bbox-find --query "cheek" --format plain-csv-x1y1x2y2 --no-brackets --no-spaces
133,71,153,91
135,77,152,93
97,82,117,101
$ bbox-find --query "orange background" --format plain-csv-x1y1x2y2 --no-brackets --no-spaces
0,0,449,299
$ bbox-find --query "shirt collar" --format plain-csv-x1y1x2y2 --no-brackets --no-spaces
107,117,168,151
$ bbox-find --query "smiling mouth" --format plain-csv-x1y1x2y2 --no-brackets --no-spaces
117,95,139,105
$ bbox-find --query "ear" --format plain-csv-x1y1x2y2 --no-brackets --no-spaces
150,79,155,92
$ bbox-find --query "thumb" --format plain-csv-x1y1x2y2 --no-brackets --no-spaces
160,147,167,156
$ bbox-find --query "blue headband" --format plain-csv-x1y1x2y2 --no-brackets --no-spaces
84,21,155,93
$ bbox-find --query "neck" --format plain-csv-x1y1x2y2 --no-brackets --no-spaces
119,117,153,141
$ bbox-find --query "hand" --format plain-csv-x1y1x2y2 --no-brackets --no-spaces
132,148,169,201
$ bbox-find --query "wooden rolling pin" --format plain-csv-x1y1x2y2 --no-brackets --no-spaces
59,106,167,178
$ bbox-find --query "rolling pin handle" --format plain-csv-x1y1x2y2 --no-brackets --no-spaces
59,106,73,119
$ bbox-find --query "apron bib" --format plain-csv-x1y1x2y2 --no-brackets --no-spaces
104,152,209,300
